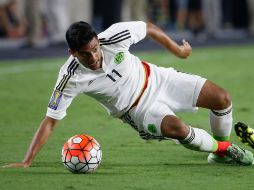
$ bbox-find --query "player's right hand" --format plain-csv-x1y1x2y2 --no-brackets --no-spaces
178,39,192,59
2,162,31,168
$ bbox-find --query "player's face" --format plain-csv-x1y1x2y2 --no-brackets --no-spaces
70,37,102,70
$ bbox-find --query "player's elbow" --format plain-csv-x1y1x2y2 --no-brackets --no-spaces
146,22,158,37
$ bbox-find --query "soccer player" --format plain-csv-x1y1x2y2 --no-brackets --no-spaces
3,21,253,168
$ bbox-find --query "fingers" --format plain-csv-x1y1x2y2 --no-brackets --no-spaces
177,39,192,58
182,39,190,46
2,162,30,168
182,39,192,52
2,163,18,168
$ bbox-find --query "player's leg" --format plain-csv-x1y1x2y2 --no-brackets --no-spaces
141,67,252,164
195,80,233,163
196,80,232,142
161,115,217,152
195,80,254,164
160,115,253,165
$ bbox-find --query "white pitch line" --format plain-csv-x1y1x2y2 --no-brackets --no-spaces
0,62,61,75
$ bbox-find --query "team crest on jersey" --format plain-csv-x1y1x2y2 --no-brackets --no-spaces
114,52,124,64
48,90,63,110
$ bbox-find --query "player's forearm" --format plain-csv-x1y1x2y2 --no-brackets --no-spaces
146,22,192,58
146,22,181,56
22,117,58,165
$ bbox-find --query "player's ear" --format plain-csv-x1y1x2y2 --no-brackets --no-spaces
96,36,99,43
68,48,77,57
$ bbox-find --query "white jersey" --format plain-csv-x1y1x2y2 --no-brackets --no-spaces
46,21,147,120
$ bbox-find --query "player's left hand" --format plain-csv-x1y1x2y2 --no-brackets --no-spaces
178,39,192,59
2,162,31,168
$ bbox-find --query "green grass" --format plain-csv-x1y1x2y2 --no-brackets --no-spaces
1,44,254,190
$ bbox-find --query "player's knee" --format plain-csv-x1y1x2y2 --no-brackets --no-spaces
217,90,232,109
160,115,189,140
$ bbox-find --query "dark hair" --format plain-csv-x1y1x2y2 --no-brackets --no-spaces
65,21,97,51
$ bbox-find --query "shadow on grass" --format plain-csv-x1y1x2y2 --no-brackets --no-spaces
1,160,247,177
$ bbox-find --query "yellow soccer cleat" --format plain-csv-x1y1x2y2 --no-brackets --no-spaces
235,122,254,149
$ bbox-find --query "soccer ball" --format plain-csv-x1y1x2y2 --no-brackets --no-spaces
61,134,102,173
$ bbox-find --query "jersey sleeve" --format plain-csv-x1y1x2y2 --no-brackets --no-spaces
98,21,147,50
46,58,79,120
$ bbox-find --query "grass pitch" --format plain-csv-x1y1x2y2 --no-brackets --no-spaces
1,45,254,190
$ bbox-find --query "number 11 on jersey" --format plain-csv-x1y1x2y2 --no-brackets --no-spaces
106,69,122,82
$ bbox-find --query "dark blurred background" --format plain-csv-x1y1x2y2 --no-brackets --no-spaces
0,0,253,59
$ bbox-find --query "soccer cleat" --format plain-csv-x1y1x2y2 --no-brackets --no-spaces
235,122,254,148
207,153,236,164
226,144,253,166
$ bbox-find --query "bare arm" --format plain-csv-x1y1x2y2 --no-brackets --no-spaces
146,22,192,58
3,116,58,168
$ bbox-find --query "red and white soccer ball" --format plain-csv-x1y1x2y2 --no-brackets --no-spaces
61,134,102,173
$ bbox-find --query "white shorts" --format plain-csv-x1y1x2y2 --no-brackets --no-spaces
121,64,206,140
